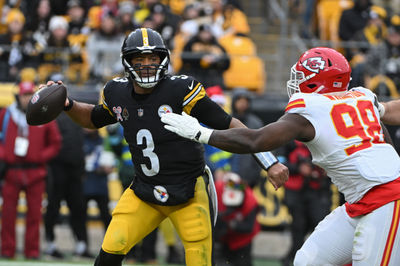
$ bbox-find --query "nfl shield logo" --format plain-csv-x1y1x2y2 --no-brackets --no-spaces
138,108,144,117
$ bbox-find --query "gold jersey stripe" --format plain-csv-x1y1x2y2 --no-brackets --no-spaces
141,28,149,46
101,92,114,116
183,87,205,114
183,83,201,103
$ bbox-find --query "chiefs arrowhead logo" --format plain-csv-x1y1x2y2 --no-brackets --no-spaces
302,57,326,73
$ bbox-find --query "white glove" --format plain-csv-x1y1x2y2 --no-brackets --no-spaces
378,102,385,117
374,94,385,118
161,112,213,144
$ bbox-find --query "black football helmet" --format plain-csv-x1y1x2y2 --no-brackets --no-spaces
121,28,170,88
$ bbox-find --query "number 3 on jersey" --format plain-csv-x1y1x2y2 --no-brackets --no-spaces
137,129,160,176
331,100,384,156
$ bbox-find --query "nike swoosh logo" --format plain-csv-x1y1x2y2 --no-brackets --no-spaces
188,80,194,91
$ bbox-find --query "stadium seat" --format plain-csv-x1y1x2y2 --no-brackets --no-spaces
219,34,256,56
0,83,18,107
223,55,266,93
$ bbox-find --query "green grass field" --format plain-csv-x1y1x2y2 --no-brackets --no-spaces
0,258,281,266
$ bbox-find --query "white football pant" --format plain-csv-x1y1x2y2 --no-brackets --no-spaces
294,201,400,266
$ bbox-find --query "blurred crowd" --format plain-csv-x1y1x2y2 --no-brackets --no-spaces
292,0,400,99
0,0,266,93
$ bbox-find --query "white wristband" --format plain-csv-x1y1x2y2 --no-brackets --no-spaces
378,102,385,118
195,127,214,144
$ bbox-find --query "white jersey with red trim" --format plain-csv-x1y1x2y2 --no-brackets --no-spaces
285,87,400,203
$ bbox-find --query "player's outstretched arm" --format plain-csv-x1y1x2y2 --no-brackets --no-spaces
41,81,97,129
162,112,313,153
229,117,289,189
381,100,400,125
63,97,97,129
208,113,312,153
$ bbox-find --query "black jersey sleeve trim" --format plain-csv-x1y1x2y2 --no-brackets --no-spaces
190,96,232,130
91,104,118,128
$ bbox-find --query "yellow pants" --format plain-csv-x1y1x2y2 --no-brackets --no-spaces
159,218,177,246
317,0,343,42
102,176,213,266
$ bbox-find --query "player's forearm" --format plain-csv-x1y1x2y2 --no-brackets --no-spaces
209,120,296,154
381,100,400,125
65,101,97,129
229,117,278,164
209,128,269,154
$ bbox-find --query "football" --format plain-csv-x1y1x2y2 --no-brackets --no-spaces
26,83,67,125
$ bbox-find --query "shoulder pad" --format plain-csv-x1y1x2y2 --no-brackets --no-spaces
285,93,306,112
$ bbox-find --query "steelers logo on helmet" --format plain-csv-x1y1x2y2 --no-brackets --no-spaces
121,28,170,89
157,104,173,117
153,185,169,203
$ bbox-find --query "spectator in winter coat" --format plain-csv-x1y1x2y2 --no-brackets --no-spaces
230,89,264,187
215,172,260,266
0,81,61,259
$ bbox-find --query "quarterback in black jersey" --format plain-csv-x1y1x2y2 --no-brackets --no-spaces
49,28,288,266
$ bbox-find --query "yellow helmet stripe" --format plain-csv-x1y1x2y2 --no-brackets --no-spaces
141,28,149,47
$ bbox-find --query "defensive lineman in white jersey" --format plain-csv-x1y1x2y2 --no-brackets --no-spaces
161,47,400,266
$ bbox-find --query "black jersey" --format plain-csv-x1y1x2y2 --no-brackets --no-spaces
99,75,231,185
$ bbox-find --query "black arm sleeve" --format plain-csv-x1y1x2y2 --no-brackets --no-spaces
90,104,118,128
190,96,232,130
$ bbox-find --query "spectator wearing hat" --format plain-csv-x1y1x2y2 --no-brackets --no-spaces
86,11,125,82
134,0,160,25
214,172,260,266
230,89,263,187
25,0,52,46
347,5,388,88
37,16,72,82
82,128,113,230
66,0,91,83
209,0,250,39
363,14,400,98
149,3,180,49
339,0,372,60
179,3,203,39
280,140,331,266
87,0,119,30
181,24,230,89
0,81,61,259
203,86,233,181
0,8,37,82
118,1,139,35
68,0,90,37
44,110,93,260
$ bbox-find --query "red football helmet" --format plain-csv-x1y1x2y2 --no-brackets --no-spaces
287,47,351,97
